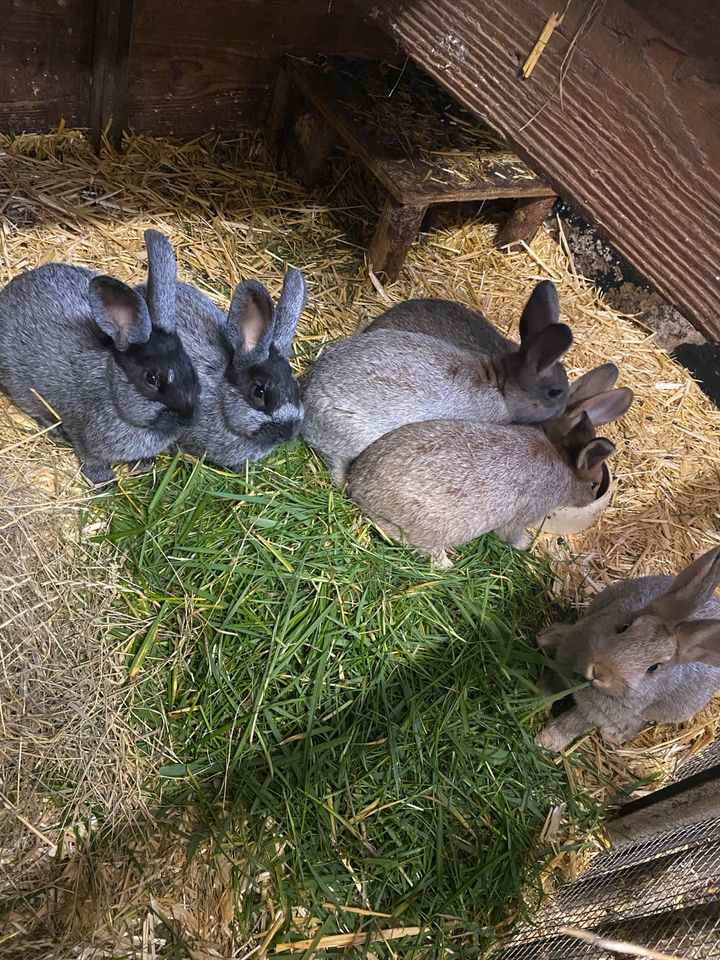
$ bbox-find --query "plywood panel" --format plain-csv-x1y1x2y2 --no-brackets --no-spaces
127,0,399,137
355,0,720,340
0,0,95,130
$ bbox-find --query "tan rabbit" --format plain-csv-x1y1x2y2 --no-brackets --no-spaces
346,413,615,567
536,547,720,751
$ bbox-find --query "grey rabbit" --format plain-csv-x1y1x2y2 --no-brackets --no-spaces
0,229,199,484
346,412,616,567
302,280,572,483
535,546,720,751
365,279,559,357
173,263,306,470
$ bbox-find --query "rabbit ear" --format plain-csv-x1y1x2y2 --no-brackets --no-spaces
576,438,615,473
675,619,720,667
88,276,152,350
144,229,178,333
225,280,275,359
650,546,720,625
537,622,573,652
272,267,306,358
570,387,634,427
518,279,560,342
561,411,596,452
520,323,573,375
568,363,619,406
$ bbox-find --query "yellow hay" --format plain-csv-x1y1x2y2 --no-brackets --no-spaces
0,129,718,955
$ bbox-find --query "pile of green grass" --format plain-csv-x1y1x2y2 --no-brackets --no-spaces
101,443,598,954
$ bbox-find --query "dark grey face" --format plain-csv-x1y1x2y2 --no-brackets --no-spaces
228,345,300,414
114,328,199,423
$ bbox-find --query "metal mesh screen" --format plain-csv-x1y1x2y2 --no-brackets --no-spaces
493,742,720,959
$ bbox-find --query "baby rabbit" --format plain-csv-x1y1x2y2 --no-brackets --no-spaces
174,264,306,470
536,546,720,751
346,412,615,567
0,229,199,484
302,280,572,483
365,279,557,357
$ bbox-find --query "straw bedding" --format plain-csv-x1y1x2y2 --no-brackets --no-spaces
0,129,718,953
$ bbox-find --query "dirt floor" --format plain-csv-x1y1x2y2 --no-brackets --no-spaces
555,203,720,408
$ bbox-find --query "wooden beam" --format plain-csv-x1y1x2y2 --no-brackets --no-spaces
90,0,135,151
355,0,720,341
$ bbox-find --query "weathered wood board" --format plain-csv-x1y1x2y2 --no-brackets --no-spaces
355,0,720,340
0,0,95,131
127,0,398,137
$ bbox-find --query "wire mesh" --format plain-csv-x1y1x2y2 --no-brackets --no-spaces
493,739,720,959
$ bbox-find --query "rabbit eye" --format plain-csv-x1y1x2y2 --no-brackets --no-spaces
646,663,661,674
590,481,599,492
145,369,160,389
615,623,630,634
548,388,563,399
253,383,266,402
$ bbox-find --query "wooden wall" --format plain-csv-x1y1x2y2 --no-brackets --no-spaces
127,0,397,137
354,0,720,341
0,0,96,130
0,0,396,137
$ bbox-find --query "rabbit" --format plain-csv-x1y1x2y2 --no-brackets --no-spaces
302,283,572,484
535,546,720,751
174,265,306,470
364,279,559,358
0,229,199,484
346,412,616,568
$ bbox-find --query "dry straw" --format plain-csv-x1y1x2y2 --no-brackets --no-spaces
0,129,718,955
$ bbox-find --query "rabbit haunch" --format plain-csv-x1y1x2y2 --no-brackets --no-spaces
536,546,720,751
346,414,615,567
302,280,572,484
173,265,306,470
0,229,199,484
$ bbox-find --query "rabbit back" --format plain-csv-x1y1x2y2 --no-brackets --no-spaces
302,330,510,473
347,420,587,554
365,299,512,356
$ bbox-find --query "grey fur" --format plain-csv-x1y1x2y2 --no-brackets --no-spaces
173,268,306,470
536,547,720,750
346,414,615,567
302,314,571,483
365,279,564,357
0,236,199,484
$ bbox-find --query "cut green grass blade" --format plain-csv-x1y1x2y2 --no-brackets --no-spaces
99,443,604,953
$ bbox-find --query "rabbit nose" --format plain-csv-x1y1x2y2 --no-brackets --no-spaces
588,662,624,695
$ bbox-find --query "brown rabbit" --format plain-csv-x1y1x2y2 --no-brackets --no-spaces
536,546,720,751
346,413,615,567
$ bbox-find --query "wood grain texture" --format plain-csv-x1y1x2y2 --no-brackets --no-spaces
0,0,95,130
356,0,720,340
127,0,399,137
90,0,135,149
284,58,553,204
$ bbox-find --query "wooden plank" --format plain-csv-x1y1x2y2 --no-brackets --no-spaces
90,0,135,150
355,0,720,340
286,58,551,204
496,195,556,247
0,0,95,131
126,0,399,137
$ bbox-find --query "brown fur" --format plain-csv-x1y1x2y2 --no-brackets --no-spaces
347,418,614,564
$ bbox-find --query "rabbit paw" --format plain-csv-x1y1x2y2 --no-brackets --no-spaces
535,725,570,752
429,547,454,569
81,461,116,486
